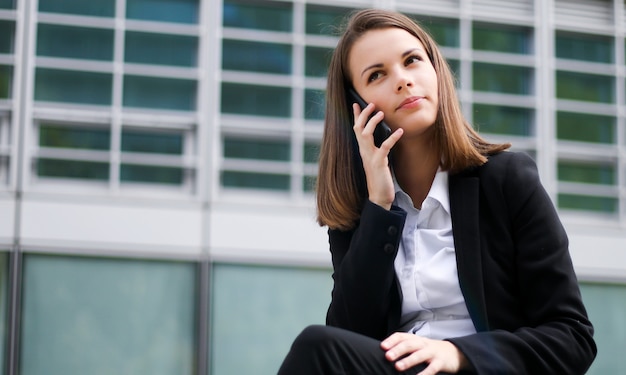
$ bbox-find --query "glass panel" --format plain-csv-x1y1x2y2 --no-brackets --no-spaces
0,20,15,54
37,159,109,180
473,104,532,136
303,141,319,163
303,175,316,192
224,138,290,161
558,161,615,185
123,75,196,111
121,129,183,154
556,111,615,144
222,39,292,74
0,0,15,9
125,32,198,67
580,282,626,375
38,0,115,17
126,0,198,24
473,23,531,54
304,89,325,120
0,65,11,99
557,193,617,213
305,46,332,77
556,71,614,103
35,68,112,105
37,24,114,61
223,0,292,32
305,5,353,36
120,164,183,184
473,63,532,95
221,83,291,117
40,124,110,150
415,17,459,47
556,32,613,63
20,254,196,375
447,59,460,84
211,263,332,374
0,252,8,374
221,170,290,190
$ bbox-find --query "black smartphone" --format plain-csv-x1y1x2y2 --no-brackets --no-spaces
348,88,391,148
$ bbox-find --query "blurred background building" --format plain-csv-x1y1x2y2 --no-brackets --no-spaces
0,0,624,373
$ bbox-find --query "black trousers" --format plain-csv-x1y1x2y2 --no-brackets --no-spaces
277,325,457,375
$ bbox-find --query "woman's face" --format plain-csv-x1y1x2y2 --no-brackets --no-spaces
348,27,438,137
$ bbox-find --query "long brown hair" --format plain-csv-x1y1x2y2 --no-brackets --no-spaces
316,9,510,230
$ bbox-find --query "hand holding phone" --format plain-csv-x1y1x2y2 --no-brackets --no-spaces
348,88,391,148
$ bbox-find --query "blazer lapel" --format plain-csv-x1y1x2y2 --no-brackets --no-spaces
449,172,489,332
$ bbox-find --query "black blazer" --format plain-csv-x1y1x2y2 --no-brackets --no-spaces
325,151,597,374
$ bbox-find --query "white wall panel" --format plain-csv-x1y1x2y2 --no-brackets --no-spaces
0,198,15,244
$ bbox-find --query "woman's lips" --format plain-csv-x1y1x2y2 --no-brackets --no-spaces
397,96,423,110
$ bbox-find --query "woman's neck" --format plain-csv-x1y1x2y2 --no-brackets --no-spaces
391,135,441,209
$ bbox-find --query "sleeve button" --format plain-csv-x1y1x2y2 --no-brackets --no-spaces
383,243,395,254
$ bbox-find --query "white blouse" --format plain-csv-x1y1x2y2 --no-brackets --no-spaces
393,169,477,340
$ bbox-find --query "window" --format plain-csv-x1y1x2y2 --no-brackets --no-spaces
126,0,199,24
0,252,8,374
34,68,113,106
0,65,11,99
123,76,197,111
20,254,197,375
556,71,614,103
0,20,15,54
125,32,198,67
223,0,293,32
557,160,618,214
556,32,613,63
38,0,115,17
37,24,114,61
221,83,291,118
473,23,532,54
473,63,533,95
473,104,533,136
557,112,615,144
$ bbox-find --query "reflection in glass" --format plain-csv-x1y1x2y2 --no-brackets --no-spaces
223,0,292,32
221,83,291,117
222,40,292,74
556,32,613,63
37,24,114,61
473,63,532,95
473,104,532,136
557,112,614,144
125,32,198,67
20,254,196,375
126,0,198,24
473,23,531,54
38,0,115,17
416,17,459,47
558,161,615,185
558,193,617,213
35,68,112,105
556,71,614,103
40,125,110,150
221,171,290,190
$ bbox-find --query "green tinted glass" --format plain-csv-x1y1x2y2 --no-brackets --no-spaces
304,89,325,120
211,264,332,374
418,17,459,47
222,40,292,74
37,24,114,61
557,112,615,144
221,83,291,117
20,254,196,374
0,65,11,99
126,0,198,24
556,32,613,63
0,20,15,53
473,23,531,54
38,0,115,17
303,141,319,163
473,104,532,136
305,46,333,77
120,164,183,184
224,138,290,161
0,0,15,9
558,193,617,213
35,68,112,105
125,32,198,67
473,63,532,95
447,59,460,84
558,161,615,185
40,125,110,150
123,75,196,111
556,71,614,103
223,0,292,32
0,253,7,374
303,175,316,192
121,130,183,154
580,283,626,374
221,171,290,190
305,4,353,36
37,159,109,180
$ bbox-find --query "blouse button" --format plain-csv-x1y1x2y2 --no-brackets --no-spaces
383,243,395,254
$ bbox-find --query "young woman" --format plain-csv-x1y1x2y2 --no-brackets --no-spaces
278,8,596,375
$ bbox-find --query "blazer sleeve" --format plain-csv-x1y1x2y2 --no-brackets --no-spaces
448,152,597,375
325,200,406,340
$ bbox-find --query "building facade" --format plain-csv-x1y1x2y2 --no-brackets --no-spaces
0,0,625,373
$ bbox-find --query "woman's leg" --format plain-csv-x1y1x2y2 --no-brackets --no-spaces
277,325,429,375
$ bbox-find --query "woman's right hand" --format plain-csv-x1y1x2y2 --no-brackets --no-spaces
352,102,404,210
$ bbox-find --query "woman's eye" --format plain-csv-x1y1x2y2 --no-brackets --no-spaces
368,71,383,82
406,55,422,65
